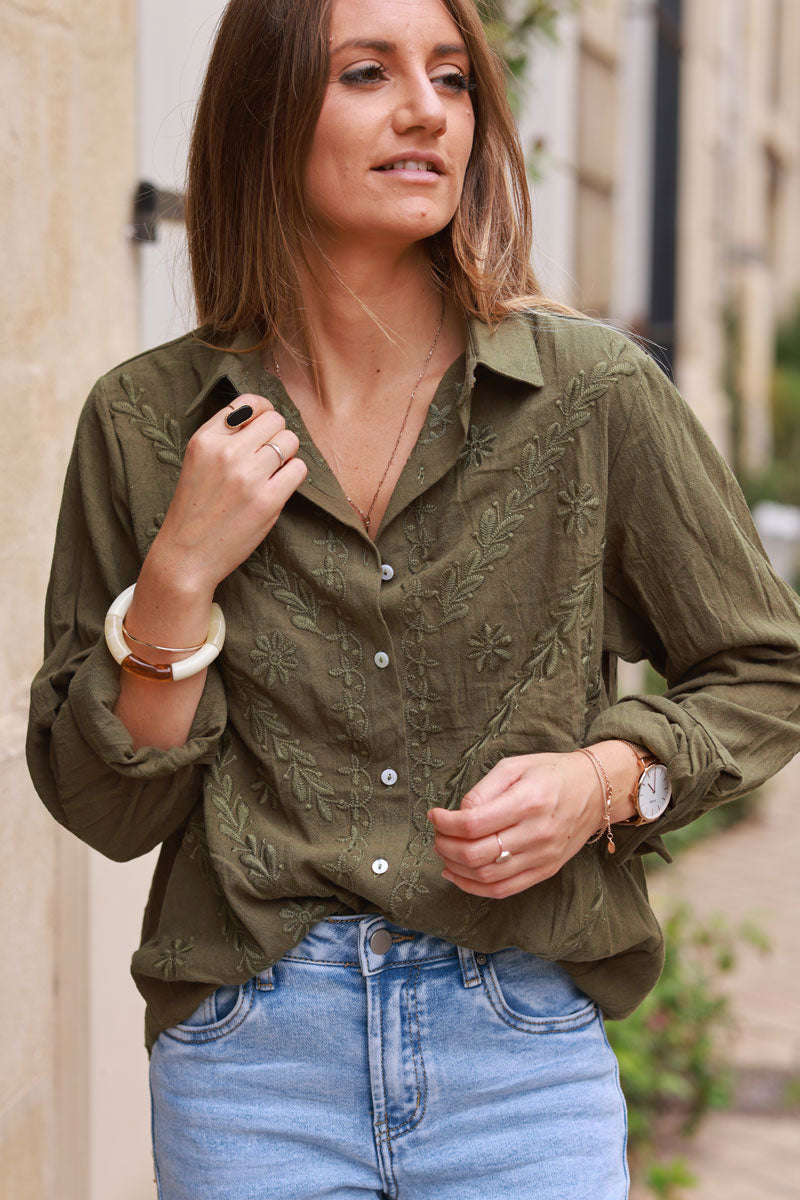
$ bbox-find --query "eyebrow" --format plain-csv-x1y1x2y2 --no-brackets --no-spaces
330,38,469,58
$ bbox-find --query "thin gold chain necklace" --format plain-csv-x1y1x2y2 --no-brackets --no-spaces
270,296,445,533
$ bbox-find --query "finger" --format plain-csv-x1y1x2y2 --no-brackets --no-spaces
433,826,519,871
257,430,300,475
441,864,549,900
427,785,526,840
213,393,276,434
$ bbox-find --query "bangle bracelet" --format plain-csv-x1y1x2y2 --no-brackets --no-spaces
105,584,225,682
121,618,206,655
578,747,616,855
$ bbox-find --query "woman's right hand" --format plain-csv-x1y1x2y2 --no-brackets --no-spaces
114,396,306,750
147,394,307,598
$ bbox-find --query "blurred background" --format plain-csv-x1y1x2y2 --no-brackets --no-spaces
1,1,798,1197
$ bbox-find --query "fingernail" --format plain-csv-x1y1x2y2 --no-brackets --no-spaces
225,404,254,428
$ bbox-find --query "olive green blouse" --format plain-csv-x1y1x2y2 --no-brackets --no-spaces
27,312,800,1051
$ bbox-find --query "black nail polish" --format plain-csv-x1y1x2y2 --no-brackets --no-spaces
225,404,254,428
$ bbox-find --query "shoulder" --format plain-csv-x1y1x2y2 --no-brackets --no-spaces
90,330,219,419
526,310,660,386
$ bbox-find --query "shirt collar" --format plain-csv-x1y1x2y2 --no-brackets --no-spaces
466,311,544,392
185,311,544,417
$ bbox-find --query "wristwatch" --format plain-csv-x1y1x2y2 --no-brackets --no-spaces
619,741,672,825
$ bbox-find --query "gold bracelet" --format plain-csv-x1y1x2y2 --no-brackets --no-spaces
122,616,206,655
578,747,616,855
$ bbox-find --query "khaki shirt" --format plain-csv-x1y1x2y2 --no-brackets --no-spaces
27,312,800,1051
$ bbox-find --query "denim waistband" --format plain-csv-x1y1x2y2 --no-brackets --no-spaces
266,914,484,987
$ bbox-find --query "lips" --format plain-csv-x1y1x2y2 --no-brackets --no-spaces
372,152,445,175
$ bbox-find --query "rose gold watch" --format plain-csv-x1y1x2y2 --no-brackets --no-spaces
618,741,672,825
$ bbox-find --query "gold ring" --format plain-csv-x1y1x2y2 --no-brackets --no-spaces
494,833,511,864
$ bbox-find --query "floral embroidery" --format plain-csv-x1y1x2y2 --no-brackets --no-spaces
467,622,512,672
420,402,455,445
250,632,300,687
280,900,330,942
154,937,195,980
110,375,185,468
460,424,497,469
389,345,635,919
446,549,604,806
557,482,599,535
245,535,374,890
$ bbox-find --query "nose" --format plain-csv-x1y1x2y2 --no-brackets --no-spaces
391,71,447,138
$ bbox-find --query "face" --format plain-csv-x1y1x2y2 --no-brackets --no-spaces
304,0,476,253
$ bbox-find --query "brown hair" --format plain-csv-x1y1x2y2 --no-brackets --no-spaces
186,0,573,349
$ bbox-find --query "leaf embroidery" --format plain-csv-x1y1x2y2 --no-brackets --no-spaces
207,740,287,894
445,548,604,807
185,819,266,975
110,374,186,468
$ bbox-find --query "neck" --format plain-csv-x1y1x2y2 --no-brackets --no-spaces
280,242,449,417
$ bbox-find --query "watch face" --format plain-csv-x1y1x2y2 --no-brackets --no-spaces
638,764,671,820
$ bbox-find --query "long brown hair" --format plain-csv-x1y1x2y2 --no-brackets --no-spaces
186,0,573,350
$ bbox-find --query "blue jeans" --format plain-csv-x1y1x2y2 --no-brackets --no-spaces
150,915,629,1198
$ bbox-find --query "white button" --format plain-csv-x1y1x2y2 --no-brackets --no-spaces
371,858,389,875
381,563,395,581
374,651,390,669
381,768,398,787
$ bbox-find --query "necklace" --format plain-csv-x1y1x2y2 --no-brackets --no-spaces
270,296,445,533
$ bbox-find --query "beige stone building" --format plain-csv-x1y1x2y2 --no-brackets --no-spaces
522,0,800,464
2,2,799,1197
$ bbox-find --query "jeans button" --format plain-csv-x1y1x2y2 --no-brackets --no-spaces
369,929,393,954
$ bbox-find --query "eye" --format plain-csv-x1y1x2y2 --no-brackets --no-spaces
339,63,388,86
431,70,474,94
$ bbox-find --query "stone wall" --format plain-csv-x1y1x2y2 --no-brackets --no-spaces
0,3,138,1197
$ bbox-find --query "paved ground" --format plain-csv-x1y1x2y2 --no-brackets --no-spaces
631,755,800,1199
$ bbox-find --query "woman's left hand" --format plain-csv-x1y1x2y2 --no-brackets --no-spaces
427,751,608,899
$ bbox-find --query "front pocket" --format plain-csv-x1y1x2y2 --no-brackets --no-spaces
164,980,254,1044
480,949,598,1034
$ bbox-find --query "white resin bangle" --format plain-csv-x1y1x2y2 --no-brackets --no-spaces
104,583,226,682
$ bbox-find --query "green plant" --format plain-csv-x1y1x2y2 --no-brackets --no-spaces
478,1,578,99
645,1157,698,1199
606,905,766,1156
738,296,800,511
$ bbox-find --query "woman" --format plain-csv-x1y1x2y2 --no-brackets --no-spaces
27,0,800,1196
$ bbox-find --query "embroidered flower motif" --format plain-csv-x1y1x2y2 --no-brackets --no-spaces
154,937,195,980
460,424,497,469
250,631,300,686
557,482,600,535
421,402,455,444
467,622,513,672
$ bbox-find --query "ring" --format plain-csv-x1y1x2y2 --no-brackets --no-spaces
225,403,254,429
494,833,511,864
264,440,285,467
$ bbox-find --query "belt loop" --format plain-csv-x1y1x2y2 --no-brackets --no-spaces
457,945,481,988
255,964,275,991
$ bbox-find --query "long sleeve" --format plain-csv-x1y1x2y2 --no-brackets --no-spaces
26,379,227,862
586,353,800,862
